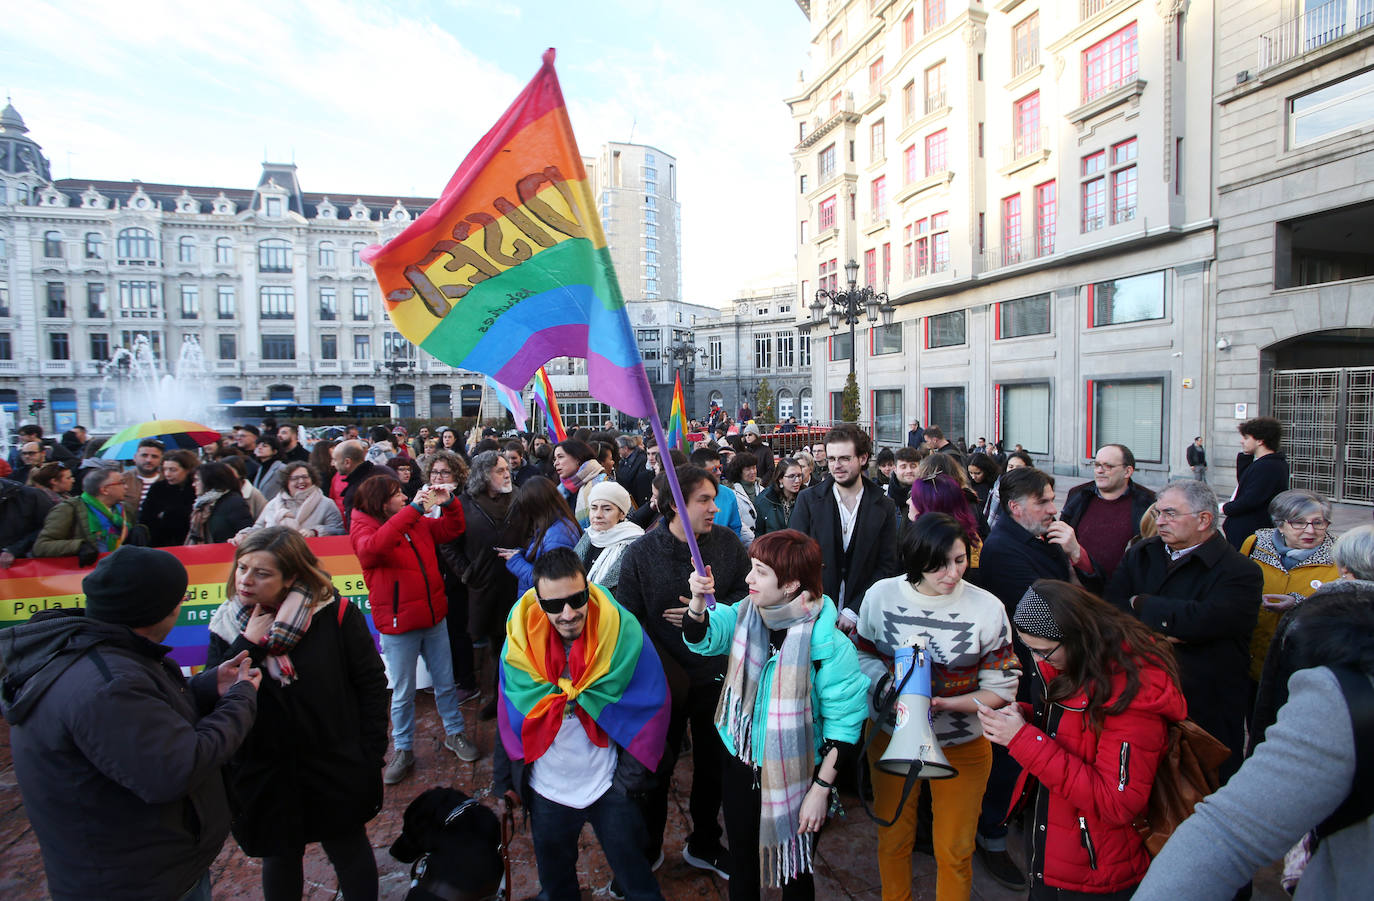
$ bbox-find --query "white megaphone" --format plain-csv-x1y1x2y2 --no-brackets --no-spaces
877,638,957,779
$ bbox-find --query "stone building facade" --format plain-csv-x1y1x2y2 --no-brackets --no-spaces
695,286,814,424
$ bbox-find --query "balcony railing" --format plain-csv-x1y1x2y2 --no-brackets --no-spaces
924,91,948,116
978,234,1056,272
1013,47,1040,78
1257,0,1374,70
1002,127,1049,166
1080,0,1119,20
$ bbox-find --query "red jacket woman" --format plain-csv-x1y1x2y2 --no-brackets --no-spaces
979,580,1186,898
350,483,465,635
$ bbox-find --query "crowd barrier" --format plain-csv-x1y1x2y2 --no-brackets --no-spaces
0,537,375,672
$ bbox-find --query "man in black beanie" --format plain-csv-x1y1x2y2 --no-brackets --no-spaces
0,546,261,901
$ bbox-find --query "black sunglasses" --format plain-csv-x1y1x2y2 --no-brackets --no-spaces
536,586,590,614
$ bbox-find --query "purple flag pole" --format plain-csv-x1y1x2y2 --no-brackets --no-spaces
646,406,717,608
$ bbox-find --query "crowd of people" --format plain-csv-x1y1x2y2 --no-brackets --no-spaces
1,412,1371,901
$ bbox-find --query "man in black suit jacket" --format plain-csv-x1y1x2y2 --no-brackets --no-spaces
788,424,898,634
1108,480,1262,782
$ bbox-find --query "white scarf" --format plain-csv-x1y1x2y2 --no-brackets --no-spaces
586,521,644,586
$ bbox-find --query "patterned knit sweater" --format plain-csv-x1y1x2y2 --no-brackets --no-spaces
855,576,1020,746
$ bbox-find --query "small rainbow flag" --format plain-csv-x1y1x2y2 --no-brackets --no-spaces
363,49,655,421
667,371,687,452
532,366,567,442
485,375,527,432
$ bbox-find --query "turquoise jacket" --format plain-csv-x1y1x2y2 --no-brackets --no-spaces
685,595,870,764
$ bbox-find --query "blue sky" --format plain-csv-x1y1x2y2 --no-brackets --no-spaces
3,0,812,307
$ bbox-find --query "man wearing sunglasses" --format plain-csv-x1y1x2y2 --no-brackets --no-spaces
493,548,669,901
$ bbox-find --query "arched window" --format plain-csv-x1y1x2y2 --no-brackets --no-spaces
318,240,335,269
177,236,196,264
352,384,376,405
267,384,294,401
351,242,366,268
43,230,62,258
799,388,813,422
215,237,234,265
217,386,243,403
429,384,452,418
392,384,416,418
777,389,794,420
116,227,156,262
258,238,292,273
709,390,724,406
84,233,103,260
318,385,344,404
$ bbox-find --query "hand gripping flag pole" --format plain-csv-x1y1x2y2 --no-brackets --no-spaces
363,48,715,605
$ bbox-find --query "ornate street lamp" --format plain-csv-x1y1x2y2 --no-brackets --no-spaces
810,257,895,378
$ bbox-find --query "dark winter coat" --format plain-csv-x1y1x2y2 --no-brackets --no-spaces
0,610,256,901
33,494,140,557
141,478,196,547
350,501,466,635
339,460,398,528
1010,656,1187,893
614,447,655,508
1106,532,1263,778
0,478,51,557
188,492,254,545
742,438,776,485
752,484,797,537
972,516,1103,616
1059,480,1157,541
444,491,522,641
205,598,388,857
1222,452,1290,548
616,523,751,687
787,475,899,618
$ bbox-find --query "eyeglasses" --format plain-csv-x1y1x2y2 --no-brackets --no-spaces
1285,519,1329,533
1092,462,1123,471
1155,508,1199,522
536,586,590,614
1027,642,1061,661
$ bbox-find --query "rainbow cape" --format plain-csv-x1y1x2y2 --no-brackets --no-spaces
667,371,687,452
363,49,655,420
498,583,669,770
532,366,567,442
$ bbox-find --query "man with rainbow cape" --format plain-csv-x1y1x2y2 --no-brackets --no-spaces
494,547,670,901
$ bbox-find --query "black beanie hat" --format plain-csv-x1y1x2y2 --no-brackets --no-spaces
83,546,189,628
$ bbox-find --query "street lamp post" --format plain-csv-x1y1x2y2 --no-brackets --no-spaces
667,339,702,419
810,258,896,378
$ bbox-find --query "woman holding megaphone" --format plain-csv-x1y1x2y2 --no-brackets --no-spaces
855,512,1021,901
683,529,869,901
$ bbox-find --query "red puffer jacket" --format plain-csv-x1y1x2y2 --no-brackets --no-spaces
350,501,465,635
1007,655,1186,893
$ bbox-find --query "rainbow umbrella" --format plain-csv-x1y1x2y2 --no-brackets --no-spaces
98,419,223,460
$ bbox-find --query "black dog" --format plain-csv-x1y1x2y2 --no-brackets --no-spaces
391,787,505,901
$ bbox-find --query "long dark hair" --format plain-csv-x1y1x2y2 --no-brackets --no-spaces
1030,579,1181,733
513,476,580,556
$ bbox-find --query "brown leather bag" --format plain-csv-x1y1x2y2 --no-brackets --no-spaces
1132,718,1232,855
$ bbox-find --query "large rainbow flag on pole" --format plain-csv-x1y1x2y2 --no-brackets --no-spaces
365,49,715,604
667,371,687,452
531,366,567,442
363,49,654,419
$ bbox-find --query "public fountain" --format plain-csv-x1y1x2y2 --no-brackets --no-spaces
95,335,214,431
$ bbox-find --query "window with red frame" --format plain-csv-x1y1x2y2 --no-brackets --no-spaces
818,195,837,231
1083,22,1138,101
931,211,950,272
882,243,891,286
869,56,884,94
904,144,918,183
903,224,914,278
914,218,929,276
818,143,836,182
1013,91,1040,157
871,175,887,217
1002,194,1023,263
1081,151,1106,232
925,62,946,114
924,0,946,33
864,248,877,286
1112,164,1137,224
823,258,839,293
902,81,917,125
902,10,915,49
925,129,948,176
1034,180,1056,257
830,91,842,116
871,119,886,160
831,31,843,58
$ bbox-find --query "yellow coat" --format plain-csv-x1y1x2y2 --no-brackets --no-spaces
1240,529,1340,682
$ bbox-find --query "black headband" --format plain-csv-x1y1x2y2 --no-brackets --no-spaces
1013,586,1063,640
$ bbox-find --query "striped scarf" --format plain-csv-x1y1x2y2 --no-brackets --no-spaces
80,493,126,552
715,595,820,886
209,588,318,684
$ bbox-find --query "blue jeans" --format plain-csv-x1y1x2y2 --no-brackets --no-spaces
381,620,466,750
530,787,664,901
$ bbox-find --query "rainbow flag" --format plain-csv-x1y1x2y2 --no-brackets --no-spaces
532,366,567,442
485,375,528,432
498,584,669,770
363,49,655,421
667,371,687,452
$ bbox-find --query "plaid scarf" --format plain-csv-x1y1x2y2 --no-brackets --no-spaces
213,587,318,684
715,595,820,886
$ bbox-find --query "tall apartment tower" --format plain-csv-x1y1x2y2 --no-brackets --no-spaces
788,0,1217,482
586,142,681,303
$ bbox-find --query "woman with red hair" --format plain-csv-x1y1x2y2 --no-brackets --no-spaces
683,529,869,900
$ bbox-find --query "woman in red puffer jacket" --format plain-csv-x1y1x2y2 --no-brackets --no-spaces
349,472,477,785
978,579,1186,899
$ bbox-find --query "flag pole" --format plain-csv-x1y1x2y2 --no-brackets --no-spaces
646,405,718,608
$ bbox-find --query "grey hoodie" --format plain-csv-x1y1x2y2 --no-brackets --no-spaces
1,609,256,901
